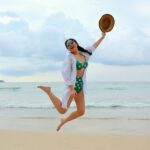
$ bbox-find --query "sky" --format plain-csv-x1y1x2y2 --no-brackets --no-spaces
0,0,150,82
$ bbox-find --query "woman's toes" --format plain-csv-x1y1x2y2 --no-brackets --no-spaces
37,86,42,88
56,119,64,132
37,86,51,93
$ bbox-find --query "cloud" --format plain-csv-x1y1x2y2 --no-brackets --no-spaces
90,27,150,65
0,4,150,78
0,12,93,76
0,56,61,76
133,0,150,17
88,62,150,81
0,11,18,18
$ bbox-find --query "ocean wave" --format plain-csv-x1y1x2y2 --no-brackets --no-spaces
0,87,22,91
103,87,126,90
82,117,150,120
0,106,51,109
13,116,150,121
1,104,150,109
86,104,150,108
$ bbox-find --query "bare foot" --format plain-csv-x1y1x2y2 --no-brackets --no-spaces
57,118,65,132
37,86,51,94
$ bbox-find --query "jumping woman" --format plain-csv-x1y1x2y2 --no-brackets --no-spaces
37,32,106,131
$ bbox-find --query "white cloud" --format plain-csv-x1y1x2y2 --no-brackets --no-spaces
0,0,150,81
0,11,19,24
0,56,62,76
0,71,62,82
88,62,150,81
0,12,94,77
133,0,150,17
0,16,14,24
90,28,150,65
1,62,150,82
0,9,150,78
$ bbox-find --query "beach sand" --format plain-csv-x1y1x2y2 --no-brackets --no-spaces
0,129,150,150
0,107,150,150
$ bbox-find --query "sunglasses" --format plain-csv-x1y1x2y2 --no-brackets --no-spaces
66,40,74,48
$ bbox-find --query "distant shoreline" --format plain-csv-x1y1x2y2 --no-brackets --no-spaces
0,80,5,82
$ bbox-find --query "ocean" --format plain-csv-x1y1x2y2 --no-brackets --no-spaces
0,81,150,118
0,81,150,109
0,81,150,133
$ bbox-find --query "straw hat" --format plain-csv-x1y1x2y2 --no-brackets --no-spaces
99,14,115,32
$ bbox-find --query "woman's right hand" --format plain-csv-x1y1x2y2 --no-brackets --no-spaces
70,89,77,97
69,85,77,97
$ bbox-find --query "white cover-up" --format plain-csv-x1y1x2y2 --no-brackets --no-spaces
61,45,96,109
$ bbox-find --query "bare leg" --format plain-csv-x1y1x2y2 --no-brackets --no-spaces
57,90,85,131
37,86,69,114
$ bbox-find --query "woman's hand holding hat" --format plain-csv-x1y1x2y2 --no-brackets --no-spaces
102,32,106,38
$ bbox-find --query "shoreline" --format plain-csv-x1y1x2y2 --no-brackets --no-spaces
0,116,150,135
0,107,150,135
0,107,150,149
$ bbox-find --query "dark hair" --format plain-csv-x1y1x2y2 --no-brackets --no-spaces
65,39,92,56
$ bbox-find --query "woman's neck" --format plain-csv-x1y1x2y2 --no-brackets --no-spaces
71,49,79,55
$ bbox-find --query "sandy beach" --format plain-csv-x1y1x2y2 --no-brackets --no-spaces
0,82,150,150
0,113,150,150
0,129,150,150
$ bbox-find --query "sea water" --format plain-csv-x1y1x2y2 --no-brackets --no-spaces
0,82,150,119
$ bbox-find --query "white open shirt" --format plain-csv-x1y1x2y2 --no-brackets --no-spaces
61,45,96,109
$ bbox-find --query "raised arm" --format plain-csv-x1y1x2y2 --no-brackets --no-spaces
83,32,106,60
92,32,106,49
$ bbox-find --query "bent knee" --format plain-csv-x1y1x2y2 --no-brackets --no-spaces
59,108,67,114
77,109,85,116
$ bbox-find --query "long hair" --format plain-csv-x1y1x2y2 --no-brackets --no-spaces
65,39,92,56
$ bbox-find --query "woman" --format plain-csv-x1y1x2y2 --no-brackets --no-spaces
37,32,106,131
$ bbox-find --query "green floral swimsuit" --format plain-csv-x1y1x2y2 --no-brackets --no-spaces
74,56,88,93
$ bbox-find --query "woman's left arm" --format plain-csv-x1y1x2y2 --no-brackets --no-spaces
92,32,106,49
84,32,106,60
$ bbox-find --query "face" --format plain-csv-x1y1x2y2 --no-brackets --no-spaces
66,39,78,53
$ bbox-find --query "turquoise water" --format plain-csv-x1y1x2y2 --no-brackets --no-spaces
0,81,150,118
0,82,150,109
